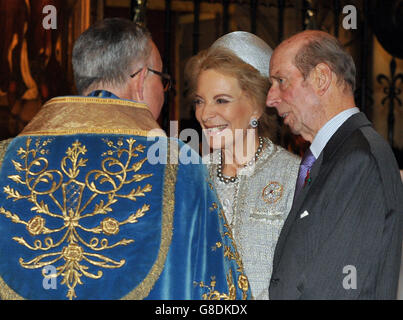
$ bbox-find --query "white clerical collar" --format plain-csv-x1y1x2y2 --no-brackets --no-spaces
310,107,360,159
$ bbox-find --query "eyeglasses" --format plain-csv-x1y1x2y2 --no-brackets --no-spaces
130,68,172,92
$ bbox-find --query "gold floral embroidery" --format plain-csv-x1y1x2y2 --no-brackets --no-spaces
219,208,250,299
237,274,249,294
198,203,250,300
101,217,120,235
0,137,153,300
27,216,46,235
211,241,222,251
197,273,236,300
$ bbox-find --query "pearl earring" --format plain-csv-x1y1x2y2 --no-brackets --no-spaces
250,118,258,128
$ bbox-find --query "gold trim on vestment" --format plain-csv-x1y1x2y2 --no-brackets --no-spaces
19,128,165,137
20,96,163,137
44,96,149,110
0,277,23,300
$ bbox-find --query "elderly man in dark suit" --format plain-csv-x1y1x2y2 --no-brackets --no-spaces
266,30,403,299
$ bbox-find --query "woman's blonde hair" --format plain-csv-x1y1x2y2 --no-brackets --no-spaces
184,46,277,140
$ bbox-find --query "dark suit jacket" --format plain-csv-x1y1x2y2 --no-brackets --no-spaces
269,112,403,299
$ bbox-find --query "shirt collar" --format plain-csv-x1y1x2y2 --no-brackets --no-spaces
87,90,120,99
87,90,144,105
310,107,360,159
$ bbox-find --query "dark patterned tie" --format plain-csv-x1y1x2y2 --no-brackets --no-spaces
293,148,316,201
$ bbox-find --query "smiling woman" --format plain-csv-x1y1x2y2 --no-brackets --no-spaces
194,68,258,153
185,31,300,300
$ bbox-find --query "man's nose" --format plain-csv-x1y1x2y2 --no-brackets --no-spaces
266,86,280,108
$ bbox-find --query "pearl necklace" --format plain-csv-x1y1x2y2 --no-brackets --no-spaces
217,136,264,184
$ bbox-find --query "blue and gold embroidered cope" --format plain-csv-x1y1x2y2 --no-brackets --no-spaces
0,134,250,300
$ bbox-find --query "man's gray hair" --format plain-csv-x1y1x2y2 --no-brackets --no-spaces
294,33,356,92
72,18,152,94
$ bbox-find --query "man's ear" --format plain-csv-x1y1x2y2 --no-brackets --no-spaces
132,67,148,101
311,63,332,96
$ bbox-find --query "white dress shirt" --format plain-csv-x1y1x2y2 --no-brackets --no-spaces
310,107,360,159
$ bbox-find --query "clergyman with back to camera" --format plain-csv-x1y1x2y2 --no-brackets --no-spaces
0,18,251,300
